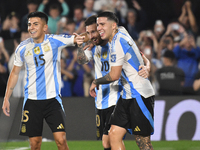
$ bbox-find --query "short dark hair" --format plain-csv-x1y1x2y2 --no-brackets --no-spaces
97,11,119,24
85,15,97,26
163,50,175,61
27,11,48,24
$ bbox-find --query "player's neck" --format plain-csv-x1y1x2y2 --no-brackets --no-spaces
109,28,118,43
33,34,45,43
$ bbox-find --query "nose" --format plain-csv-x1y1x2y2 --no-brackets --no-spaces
97,25,101,32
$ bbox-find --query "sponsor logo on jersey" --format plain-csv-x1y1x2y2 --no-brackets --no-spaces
102,52,107,59
25,51,32,57
43,44,50,52
111,54,116,62
34,46,40,54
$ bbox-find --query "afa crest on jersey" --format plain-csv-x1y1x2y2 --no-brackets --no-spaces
102,52,107,59
34,46,40,54
111,54,116,62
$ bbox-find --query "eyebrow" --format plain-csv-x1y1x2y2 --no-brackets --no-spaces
28,22,39,25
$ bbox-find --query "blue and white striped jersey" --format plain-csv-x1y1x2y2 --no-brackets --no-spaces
14,34,75,100
84,43,121,109
110,29,155,99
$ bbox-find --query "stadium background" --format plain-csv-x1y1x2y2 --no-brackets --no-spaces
0,0,200,32
0,0,200,146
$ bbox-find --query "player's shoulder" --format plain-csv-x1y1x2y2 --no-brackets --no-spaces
16,38,32,53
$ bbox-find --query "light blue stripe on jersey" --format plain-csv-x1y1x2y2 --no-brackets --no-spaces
120,38,140,71
50,39,60,95
32,44,46,99
100,44,110,108
24,63,29,99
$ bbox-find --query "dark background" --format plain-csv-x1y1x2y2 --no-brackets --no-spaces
0,96,199,141
0,0,200,34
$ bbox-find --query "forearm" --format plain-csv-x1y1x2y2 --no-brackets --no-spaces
61,69,74,79
93,73,114,85
187,9,198,33
77,46,89,64
38,3,45,12
67,60,75,71
61,2,69,16
4,71,19,101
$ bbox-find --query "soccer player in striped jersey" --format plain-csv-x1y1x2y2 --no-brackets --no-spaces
75,15,150,150
2,11,80,150
89,12,155,150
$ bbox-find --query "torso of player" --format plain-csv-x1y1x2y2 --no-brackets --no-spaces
110,30,155,99
85,44,120,109
15,34,74,100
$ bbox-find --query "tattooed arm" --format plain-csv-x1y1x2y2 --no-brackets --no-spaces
77,45,89,64
90,65,122,98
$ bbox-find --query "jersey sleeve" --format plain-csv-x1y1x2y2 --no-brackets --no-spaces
51,34,75,48
84,49,93,62
14,45,24,67
110,39,125,66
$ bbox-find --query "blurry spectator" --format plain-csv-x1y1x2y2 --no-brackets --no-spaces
83,0,96,19
0,12,21,56
164,21,187,46
8,31,30,97
73,5,85,34
138,30,159,58
21,0,38,31
193,70,200,95
0,37,9,96
173,34,200,95
157,34,174,59
56,16,68,34
67,49,92,96
125,0,147,40
57,18,76,35
156,50,185,95
141,45,160,95
60,49,74,97
93,0,128,25
153,20,165,42
38,0,70,34
178,0,198,38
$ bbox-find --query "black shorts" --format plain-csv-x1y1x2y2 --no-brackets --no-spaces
19,98,66,137
96,105,115,140
110,95,154,136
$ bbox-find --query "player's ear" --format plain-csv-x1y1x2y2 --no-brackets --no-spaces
43,24,48,32
112,22,117,30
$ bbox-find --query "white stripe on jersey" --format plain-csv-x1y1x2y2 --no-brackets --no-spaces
14,34,75,100
110,29,155,99
85,44,120,109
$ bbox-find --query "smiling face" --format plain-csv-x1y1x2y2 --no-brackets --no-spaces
28,17,48,43
97,17,115,42
86,23,104,46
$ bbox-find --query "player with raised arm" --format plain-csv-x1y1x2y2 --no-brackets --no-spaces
89,12,155,150
75,15,151,150
2,11,80,150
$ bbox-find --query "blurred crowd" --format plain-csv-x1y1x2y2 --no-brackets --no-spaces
0,0,200,97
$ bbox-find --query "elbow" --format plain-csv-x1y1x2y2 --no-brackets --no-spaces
112,75,120,81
